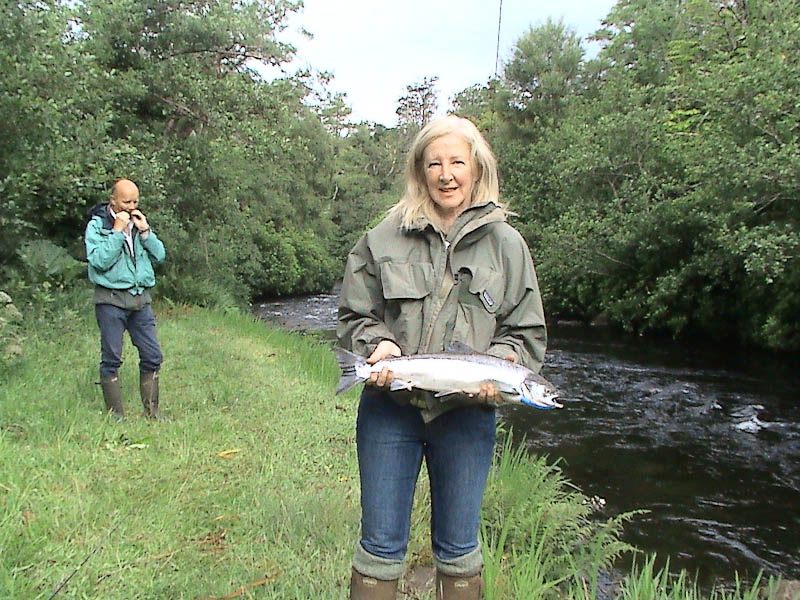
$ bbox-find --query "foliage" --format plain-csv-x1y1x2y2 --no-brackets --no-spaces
619,555,782,600
1,241,88,334
0,0,340,307
499,19,585,139
0,291,24,369
0,1,117,263
16,240,86,290
481,433,637,599
452,80,504,141
396,76,440,128
329,122,406,260
485,0,800,350
2,0,798,350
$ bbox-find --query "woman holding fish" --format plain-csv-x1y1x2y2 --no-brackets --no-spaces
337,114,547,600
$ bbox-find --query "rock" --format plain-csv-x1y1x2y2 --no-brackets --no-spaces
401,565,435,598
731,404,765,419
734,415,767,434
775,580,800,600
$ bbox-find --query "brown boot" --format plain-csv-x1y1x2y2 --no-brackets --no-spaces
140,371,161,419
350,568,398,600
100,375,125,421
436,571,482,600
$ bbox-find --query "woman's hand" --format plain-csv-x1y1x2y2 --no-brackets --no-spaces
474,352,517,406
366,340,401,390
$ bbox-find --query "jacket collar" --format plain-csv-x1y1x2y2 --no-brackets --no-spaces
410,201,506,247
88,202,115,230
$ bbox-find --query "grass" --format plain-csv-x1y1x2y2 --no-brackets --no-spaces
1,306,356,599
0,303,788,599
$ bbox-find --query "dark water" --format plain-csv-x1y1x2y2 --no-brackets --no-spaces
253,291,800,586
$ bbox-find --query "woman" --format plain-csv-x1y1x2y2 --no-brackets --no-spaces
337,115,547,600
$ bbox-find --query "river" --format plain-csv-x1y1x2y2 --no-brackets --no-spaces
253,289,799,587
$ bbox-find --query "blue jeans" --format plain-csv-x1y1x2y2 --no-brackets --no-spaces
95,303,163,378
354,388,496,579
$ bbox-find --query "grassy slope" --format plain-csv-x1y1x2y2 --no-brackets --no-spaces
1,307,360,599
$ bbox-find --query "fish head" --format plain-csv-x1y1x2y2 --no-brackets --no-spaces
519,374,562,409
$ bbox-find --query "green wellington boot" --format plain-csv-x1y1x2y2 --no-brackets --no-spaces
100,375,125,421
140,371,161,419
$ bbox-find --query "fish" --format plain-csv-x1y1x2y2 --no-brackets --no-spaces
334,342,562,409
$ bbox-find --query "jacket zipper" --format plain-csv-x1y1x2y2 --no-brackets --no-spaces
419,210,503,353
421,236,454,352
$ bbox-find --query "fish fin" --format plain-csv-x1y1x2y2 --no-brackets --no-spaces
389,380,414,392
333,347,367,395
446,341,477,354
434,390,462,397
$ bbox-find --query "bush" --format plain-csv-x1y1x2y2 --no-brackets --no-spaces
0,291,24,368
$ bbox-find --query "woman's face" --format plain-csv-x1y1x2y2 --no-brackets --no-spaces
422,133,475,222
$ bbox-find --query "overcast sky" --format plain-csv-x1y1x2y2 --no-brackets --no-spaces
275,0,618,126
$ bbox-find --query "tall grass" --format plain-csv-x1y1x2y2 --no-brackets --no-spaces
619,556,777,600
480,433,638,600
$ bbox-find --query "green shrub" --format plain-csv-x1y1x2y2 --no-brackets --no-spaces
0,290,24,368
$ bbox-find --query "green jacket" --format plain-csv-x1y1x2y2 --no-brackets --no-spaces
85,203,166,295
337,201,547,376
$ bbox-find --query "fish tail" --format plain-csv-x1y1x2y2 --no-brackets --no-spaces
333,347,367,395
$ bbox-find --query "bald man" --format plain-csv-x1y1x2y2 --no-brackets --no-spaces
85,179,166,420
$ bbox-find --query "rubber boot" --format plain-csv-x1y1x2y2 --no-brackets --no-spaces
436,571,482,600
140,371,161,419
100,375,125,421
350,568,398,600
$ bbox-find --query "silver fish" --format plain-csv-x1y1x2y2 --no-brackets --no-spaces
334,343,561,409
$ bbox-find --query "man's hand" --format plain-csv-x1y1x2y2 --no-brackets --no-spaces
130,210,150,235
112,211,131,232
366,340,401,390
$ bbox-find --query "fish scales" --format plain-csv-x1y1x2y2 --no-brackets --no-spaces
368,354,526,394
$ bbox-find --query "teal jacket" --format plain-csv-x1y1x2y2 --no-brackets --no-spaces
85,203,166,295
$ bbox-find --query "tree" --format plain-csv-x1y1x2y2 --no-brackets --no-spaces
396,76,439,129
0,1,116,264
481,0,799,350
451,79,504,141
500,19,584,137
1,0,344,305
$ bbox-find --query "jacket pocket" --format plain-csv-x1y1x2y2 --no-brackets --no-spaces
380,262,433,300
379,261,433,353
451,267,505,351
464,267,504,314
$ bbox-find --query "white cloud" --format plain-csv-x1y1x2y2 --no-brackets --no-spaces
279,0,616,125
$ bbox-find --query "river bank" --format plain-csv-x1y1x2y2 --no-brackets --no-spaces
253,289,800,586
0,305,623,599
1,303,794,599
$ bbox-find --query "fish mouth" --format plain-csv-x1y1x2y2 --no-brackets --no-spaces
521,393,562,410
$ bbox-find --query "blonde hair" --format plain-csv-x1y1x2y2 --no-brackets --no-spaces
389,115,504,231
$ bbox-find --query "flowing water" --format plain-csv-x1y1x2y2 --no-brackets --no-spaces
254,289,800,586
